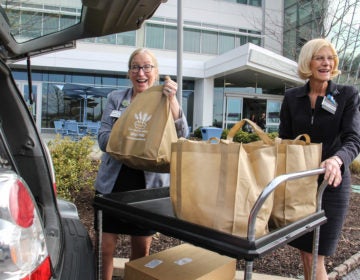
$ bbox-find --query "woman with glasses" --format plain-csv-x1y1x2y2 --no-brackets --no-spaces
94,48,189,280
279,38,360,280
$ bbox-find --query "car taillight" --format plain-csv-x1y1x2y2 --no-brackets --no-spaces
20,257,52,280
9,180,35,228
0,172,52,280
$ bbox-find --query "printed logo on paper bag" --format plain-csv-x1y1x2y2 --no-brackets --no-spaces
127,112,152,141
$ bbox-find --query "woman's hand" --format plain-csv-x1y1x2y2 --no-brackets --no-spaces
162,76,178,101
162,76,181,120
320,156,343,187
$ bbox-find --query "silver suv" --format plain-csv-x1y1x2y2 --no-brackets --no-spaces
0,1,164,279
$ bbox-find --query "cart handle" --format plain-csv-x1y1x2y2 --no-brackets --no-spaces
247,168,326,242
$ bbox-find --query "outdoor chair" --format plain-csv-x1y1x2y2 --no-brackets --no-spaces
86,122,101,137
64,121,86,141
54,120,67,136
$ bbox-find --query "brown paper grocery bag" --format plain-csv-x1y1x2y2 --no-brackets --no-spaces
270,134,322,228
106,85,178,173
170,119,276,237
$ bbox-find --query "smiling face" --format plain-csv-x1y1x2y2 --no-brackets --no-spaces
129,51,158,95
309,46,335,82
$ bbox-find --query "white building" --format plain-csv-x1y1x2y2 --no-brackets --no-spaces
11,0,305,133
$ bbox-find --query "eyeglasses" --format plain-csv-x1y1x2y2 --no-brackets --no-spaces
312,55,337,62
130,64,155,73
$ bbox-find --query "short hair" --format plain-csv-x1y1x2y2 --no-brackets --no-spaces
127,48,159,83
297,38,341,80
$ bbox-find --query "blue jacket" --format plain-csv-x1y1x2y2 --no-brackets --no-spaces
95,88,189,194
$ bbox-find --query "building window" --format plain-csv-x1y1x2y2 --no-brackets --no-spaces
202,30,218,54
248,36,261,45
13,70,194,129
248,0,262,7
116,31,136,46
146,23,165,49
145,20,262,54
165,26,177,50
219,33,235,54
184,27,201,53
97,34,116,45
5,3,81,43
222,0,262,7
60,14,78,29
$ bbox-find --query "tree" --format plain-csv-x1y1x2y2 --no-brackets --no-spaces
279,0,360,89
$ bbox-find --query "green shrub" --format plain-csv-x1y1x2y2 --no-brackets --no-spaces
47,135,100,201
221,129,229,139
267,132,279,140
231,130,258,143
193,126,278,143
350,160,360,175
193,127,203,138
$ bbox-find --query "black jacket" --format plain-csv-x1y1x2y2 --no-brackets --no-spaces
279,80,360,168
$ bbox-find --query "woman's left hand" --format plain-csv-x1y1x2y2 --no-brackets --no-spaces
162,76,178,101
320,157,343,187
162,76,181,120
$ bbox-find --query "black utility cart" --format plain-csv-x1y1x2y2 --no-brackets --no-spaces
94,168,327,280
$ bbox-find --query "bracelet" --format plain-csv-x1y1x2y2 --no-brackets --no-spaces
331,156,342,167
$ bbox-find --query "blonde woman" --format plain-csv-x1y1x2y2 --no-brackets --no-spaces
94,48,189,280
279,38,360,280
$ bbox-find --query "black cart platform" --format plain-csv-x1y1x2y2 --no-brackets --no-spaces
94,168,327,280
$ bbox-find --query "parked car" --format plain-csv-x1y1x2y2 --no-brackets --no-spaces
0,1,165,279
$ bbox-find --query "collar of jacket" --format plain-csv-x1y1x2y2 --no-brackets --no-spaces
295,80,339,98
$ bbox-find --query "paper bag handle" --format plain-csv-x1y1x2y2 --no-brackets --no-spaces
227,118,273,145
293,134,311,144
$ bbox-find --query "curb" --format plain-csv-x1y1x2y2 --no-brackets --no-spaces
328,252,360,280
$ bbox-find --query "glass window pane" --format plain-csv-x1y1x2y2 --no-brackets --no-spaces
20,11,42,40
101,77,117,86
236,34,248,46
48,73,66,83
184,28,200,53
72,75,94,84
165,26,177,50
13,71,28,80
227,97,242,121
267,100,281,124
43,13,59,35
202,30,218,54
284,5,297,28
146,23,164,49
213,88,224,127
219,33,235,54
97,34,116,44
60,14,77,29
248,36,261,46
285,0,297,8
249,0,262,7
4,1,81,42
116,31,136,46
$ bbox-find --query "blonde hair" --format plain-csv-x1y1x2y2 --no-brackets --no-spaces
127,48,159,84
297,38,341,80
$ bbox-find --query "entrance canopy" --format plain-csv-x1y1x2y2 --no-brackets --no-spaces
205,43,304,92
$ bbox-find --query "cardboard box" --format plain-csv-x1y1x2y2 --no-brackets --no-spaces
124,243,236,280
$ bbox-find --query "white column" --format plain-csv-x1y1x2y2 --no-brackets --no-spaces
193,77,214,129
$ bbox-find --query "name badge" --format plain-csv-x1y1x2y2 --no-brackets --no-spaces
321,95,337,114
110,110,121,118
